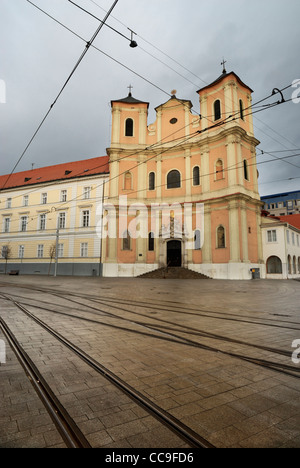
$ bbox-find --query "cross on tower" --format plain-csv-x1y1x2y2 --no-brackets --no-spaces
221,58,227,74
128,84,133,96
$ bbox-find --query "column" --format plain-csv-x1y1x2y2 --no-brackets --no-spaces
111,108,121,144
139,108,147,145
109,153,119,199
236,137,244,187
200,146,210,194
228,200,241,263
157,110,162,142
240,200,249,263
185,149,191,198
202,205,212,264
226,136,237,187
156,155,162,200
137,153,147,200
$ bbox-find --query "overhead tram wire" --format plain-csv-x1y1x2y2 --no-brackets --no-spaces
86,0,299,147
2,91,297,229
24,1,296,137
3,5,297,211
0,0,120,194
67,0,132,44
3,149,300,230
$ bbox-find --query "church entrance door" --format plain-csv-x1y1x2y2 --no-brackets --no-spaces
167,240,182,267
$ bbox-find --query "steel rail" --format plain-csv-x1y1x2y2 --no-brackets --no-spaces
0,317,92,449
4,297,214,449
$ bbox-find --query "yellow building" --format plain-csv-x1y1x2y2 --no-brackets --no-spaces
0,157,109,276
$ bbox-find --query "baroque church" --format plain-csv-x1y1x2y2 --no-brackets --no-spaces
101,69,263,279
0,69,264,280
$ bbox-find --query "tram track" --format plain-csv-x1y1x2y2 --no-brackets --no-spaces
1,281,300,329
0,293,214,449
1,290,299,381
0,289,295,360
0,317,91,449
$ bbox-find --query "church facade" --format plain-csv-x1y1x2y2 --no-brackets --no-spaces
0,70,265,280
102,71,265,279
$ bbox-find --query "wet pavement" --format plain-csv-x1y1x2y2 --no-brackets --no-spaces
0,275,300,448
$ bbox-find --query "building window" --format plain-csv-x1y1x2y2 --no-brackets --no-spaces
37,245,44,258
167,170,181,189
267,230,277,243
298,257,300,274
39,214,46,231
122,230,131,251
61,190,67,202
293,256,297,274
288,255,292,274
194,229,201,250
287,230,290,244
1,246,10,259
82,210,90,228
239,99,245,120
193,166,200,186
244,160,249,181
58,213,66,229
149,172,155,191
4,218,10,233
214,100,221,121
83,187,91,200
124,172,133,191
6,198,12,209
23,195,29,207
125,118,134,137
20,216,28,232
266,256,282,274
42,193,47,205
216,160,224,180
19,245,25,259
292,232,295,245
148,232,154,251
80,243,88,258
57,244,64,258
217,226,226,249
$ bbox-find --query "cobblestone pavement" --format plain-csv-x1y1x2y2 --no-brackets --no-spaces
0,276,300,448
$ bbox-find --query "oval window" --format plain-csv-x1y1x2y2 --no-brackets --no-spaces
170,118,178,124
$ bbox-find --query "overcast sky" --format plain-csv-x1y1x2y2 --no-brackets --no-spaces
1,0,300,196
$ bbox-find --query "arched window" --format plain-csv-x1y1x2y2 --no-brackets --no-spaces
193,166,200,186
217,226,225,249
122,230,131,251
167,170,181,189
124,172,132,190
244,160,249,181
293,256,297,274
239,100,245,120
214,100,221,121
194,229,201,250
149,172,155,191
288,255,292,275
267,256,282,274
216,160,224,181
148,232,154,251
125,118,134,137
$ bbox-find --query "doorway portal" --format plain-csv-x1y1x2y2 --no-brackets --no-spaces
167,240,182,267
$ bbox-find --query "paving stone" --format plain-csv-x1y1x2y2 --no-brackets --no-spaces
1,276,300,448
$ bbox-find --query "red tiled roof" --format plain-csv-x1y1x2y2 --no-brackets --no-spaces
279,214,300,230
0,156,109,191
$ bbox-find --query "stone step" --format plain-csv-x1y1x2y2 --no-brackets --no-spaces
138,267,211,279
